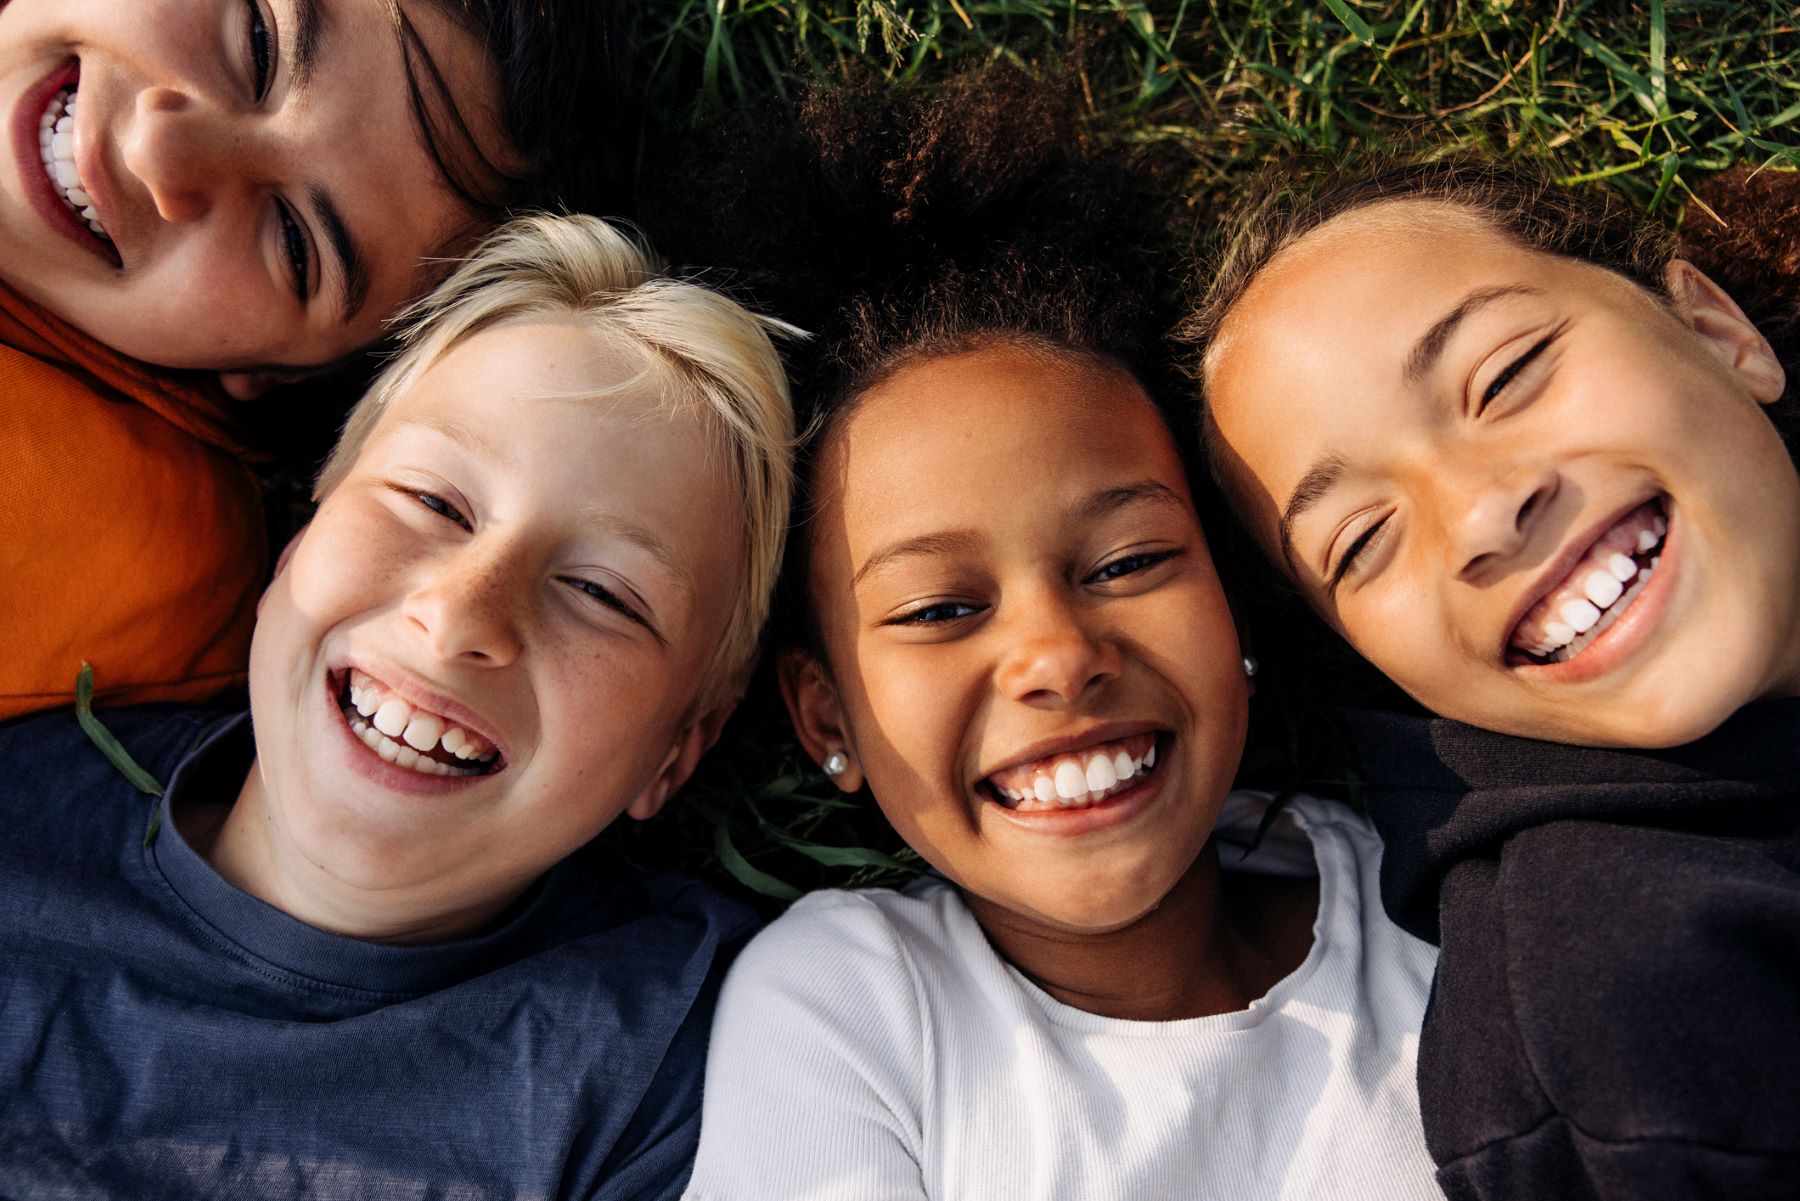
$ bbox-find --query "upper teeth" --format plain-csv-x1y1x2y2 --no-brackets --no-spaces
988,739,1157,812
1515,508,1667,661
39,86,110,241
344,670,497,776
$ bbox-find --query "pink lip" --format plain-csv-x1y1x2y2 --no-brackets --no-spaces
322,671,497,797
977,720,1166,782
12,62,121,267
1500,496,1664,659
1509,502,1679,685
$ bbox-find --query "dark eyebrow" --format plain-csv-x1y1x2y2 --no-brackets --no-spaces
288,0,325,94
1277,454,1347,575
308,183,370,324
1076,480,1189,521
1403,284,1542,384
852,531,981,589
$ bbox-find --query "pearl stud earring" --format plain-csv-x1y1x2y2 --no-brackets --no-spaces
823,751,850,777
1242,656,1259,678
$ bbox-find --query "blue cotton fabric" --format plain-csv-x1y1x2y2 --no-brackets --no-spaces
0,706,759,1200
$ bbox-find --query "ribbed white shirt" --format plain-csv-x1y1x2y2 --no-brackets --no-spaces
686,793,1441,1200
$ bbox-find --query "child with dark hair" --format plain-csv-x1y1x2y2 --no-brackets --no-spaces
0,213,795,1197
660,74,1442,1201
0,0,635,722
1188,157,1800,1199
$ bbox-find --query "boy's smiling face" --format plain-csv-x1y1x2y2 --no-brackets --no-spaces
787,346,1248,936
0,0,499,394
228,318,743,941
1206,200,1800,747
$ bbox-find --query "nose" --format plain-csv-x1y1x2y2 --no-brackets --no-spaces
1443,460,1559,583
121,87,244,223
994,591,1121,706
401,548,526,668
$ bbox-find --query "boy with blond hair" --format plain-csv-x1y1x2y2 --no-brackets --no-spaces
0,214,793,1199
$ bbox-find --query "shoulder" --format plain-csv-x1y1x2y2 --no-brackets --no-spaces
0,705,224,821
725,879,965,1002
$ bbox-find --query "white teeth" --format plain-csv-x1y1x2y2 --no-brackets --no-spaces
1143,743,1156,770
355,690,379,718
440,726,467,755
376,736,400,762
395,746,421,770
1053,761,1087,800
373,698,411,738
1583,569,1624,609
1033,774,1056,803
1561,598,1601,634
1112,751,1135,781
1637,528,1659,553
1085,753,1116,793
402,713,443,752
1544,620,1576,648
360,726,382,750
1607,553,1637,582
1637,567,1651,583
345,710,482,778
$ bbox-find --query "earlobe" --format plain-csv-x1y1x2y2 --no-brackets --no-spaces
624,703,737,822
777,650,864,793
1665,260,1787,405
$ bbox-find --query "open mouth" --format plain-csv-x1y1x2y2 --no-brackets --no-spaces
37,79,113,247
334,668,503,778
981,732,1161,813
1508,498,1668,667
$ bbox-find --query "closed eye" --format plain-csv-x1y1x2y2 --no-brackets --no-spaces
564,577,657,636
1328,516,1388,594
1479,328,1560,412
391,485,471,532
276,198,313,303
244,0,275,101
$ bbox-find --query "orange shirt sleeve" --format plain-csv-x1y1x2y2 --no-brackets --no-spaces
0,296,267,720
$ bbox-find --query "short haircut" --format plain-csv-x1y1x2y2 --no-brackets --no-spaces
316,214,797,706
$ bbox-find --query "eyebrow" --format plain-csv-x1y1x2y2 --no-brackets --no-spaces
1403,284,1542,384
1076,479,1188,521
289,0,325,93
852,531,981,590
582,513,699,607
1276,454,1347,576
395,415,504,461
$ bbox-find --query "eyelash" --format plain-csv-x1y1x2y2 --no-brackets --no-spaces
1329,517,1388,592
1479,331,1556,412
245,0,273,100
276,199,310,303
1087,549,1179,584
889,550,1180,625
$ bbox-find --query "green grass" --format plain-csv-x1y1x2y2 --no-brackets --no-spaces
615,0,1800,905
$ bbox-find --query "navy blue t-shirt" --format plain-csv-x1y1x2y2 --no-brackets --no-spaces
0,706,760,1200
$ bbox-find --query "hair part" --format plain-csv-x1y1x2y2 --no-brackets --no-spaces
315,213,797,707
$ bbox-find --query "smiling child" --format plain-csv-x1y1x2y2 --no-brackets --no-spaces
673,76,1441,1201
0,0,634,720
1189,157,1800,1198
0,214,794,1197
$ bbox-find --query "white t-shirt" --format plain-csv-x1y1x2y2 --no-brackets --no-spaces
685,793,1442,1200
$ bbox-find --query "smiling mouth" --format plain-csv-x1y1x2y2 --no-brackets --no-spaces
982,733,1161,813
1509,498,1668,666
37,82,112,245
335,669,503,778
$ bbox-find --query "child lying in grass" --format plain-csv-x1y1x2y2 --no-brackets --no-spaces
0,213,793,1199
0,0,633,720
673,74,1442,1201
1189,156,1800,1199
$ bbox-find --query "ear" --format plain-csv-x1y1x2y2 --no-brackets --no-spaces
777,648,864,792
272,525,309,577
624,702,738,822
1664,260,1787,405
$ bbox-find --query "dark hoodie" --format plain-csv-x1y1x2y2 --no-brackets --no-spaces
1352,699,1800,1201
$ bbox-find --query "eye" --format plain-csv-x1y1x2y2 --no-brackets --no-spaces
888,600,984,626
1328,515,1389,594
275,198,312,303
1087,548,1180,585
244,0,274,102
1478,331,1557,413
563,577,653,631
392,485,471,531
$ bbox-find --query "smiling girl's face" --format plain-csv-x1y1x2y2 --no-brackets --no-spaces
783,343,1247,936
1204,200,1799,747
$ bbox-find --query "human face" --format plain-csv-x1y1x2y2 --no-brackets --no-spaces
1206,201,1799,747
787,345,1247,936
236,318,743,939
0,0,495,394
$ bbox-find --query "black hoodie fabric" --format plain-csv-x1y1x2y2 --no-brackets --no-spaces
1351,699,1800,1201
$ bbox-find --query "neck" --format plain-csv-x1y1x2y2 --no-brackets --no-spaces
965,844,1318,1022
193,759,514,945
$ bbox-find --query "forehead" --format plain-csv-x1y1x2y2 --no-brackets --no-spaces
823,345,1190,551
